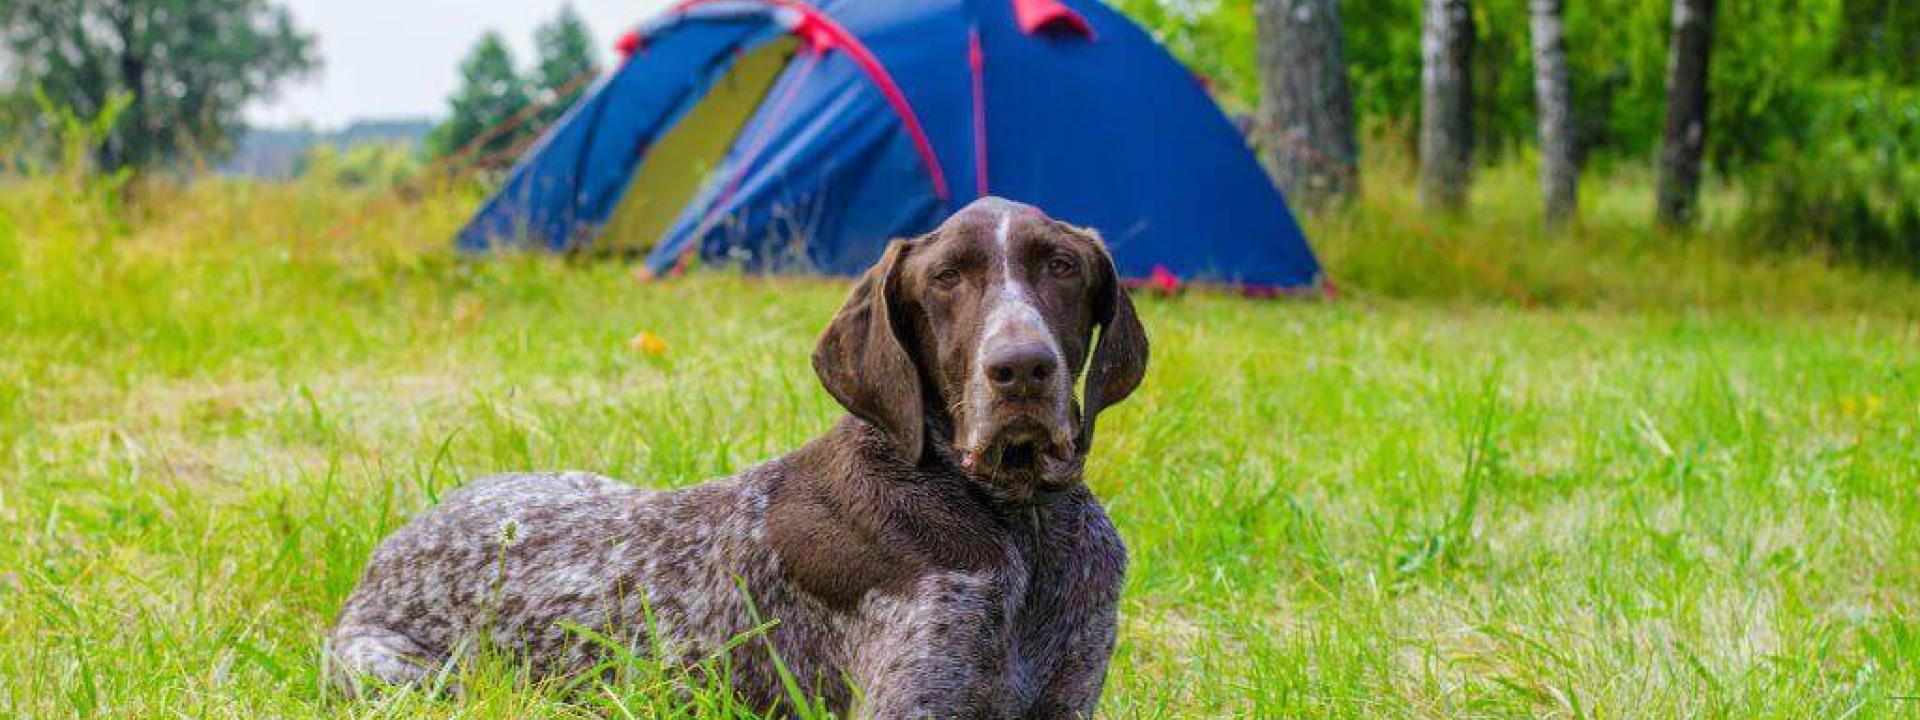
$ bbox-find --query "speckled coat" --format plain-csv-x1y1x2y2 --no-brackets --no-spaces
329,421,1126,717
328,198,1147,718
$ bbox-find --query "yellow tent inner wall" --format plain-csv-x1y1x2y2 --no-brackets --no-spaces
599,37,798,253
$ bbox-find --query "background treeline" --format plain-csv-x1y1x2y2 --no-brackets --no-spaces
429,5,599,164
1117,0,1918,270
1118,0,1918,171
3,0,1916,275
0,0,319,174
8,0,1916,182
0,1,597,182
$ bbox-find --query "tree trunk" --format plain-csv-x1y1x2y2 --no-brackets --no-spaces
1656,0,1716,229
1418,0,1474,212
1530,0,1577,227
103,2,146,173
1254,0,1358,214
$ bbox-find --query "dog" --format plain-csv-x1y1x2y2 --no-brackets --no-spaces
327,197,1149,718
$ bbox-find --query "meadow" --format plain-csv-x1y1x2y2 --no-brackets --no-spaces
2,161,1918,718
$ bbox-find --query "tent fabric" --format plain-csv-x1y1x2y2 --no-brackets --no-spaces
598,36,797,252
455,0,1324,290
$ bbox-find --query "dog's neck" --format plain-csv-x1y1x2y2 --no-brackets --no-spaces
765,416,1085,608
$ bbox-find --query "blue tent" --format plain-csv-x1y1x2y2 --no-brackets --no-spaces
456,0,1324,291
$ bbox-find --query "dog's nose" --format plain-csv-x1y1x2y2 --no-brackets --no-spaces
985,342,1059,394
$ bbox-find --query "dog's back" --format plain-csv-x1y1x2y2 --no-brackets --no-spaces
328,469,820,700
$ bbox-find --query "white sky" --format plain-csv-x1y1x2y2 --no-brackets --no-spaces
246,0,674,130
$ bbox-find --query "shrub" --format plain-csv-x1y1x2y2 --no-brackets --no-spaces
1744,156,1920,274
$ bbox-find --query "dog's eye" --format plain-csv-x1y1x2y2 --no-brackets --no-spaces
1046,255,1078,278
933,267,963,286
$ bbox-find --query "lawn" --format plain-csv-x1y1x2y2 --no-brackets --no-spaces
2,175,1918,718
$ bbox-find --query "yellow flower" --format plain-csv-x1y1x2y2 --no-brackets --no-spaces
453,296,485,329
629,331,668,356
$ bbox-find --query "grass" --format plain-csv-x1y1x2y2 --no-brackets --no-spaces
2,162,1918,718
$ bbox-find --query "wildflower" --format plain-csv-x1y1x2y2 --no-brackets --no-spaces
630,331,668,356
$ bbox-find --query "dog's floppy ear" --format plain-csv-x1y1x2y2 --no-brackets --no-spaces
813,241,924,462
1078,238,1149,455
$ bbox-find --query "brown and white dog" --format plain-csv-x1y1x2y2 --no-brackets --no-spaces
328,197,1149,718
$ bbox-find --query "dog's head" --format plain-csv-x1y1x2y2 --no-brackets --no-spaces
813,197,1148,501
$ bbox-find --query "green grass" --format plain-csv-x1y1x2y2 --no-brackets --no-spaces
2,168,1918,718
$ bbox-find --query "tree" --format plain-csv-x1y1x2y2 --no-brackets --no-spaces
1254,0,1358,212
532,4,600,128
0,0,317,174
428,32,532,162
296,141,422,189
1418,0,1474,212
1530,0,1578,226
1113,0,1889,176
1656,0,1716,228
1110,0,1260,110
1836,0,1920,83
0,46,28,150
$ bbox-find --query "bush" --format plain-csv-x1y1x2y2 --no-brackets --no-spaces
1744,156,1920,274
294,141,423,189
1730,74,1920,273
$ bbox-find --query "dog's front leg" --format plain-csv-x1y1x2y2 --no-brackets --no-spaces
1021,492,1128,719
1022,614,1117,720
846,570,1020,720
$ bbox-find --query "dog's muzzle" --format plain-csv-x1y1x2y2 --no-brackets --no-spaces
960,341,1076,479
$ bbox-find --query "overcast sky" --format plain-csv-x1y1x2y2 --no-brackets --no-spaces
246,0,674,129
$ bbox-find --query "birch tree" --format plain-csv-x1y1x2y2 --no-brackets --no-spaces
1418,0,1475,212
1656,0,1717,228
1530,0,1577,227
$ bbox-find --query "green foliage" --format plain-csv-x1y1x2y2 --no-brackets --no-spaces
532,3,601,127
1109,0,1920,273
0,78,33,167
1835,0,1920,84
294,141,424,189
429,32,532,162
1,175,1918,716
1307,143,1920,307
1341,0,1422,141
1734,61,1920,273
0,0,317,173
1704,0,1847,168
43,91,132,176
1108,0,1258,111
14,90,137,217
429,5,601,164
1113,0,1919,171
1745,154,1920,273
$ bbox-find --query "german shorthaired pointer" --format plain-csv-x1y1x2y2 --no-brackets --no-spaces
328,197,1149,718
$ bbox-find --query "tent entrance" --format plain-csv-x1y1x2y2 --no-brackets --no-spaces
599,36,799,253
